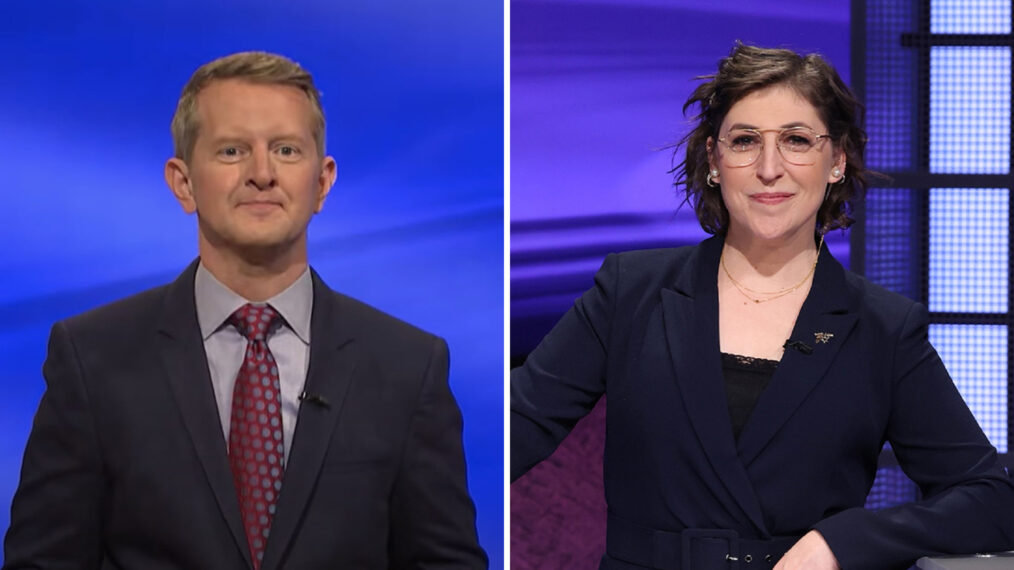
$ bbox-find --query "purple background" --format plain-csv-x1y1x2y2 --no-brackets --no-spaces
510,0,851,566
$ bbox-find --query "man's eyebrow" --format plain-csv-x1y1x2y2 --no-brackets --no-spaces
205,133,311,143
205,135,247,145
269,134,313,143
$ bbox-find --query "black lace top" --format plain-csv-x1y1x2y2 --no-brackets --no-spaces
721,352,779,441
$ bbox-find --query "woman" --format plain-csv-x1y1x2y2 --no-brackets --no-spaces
511,44,1014,569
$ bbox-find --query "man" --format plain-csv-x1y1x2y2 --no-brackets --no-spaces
4,52,487,569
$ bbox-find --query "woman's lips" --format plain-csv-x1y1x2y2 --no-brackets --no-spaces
750,192,793,205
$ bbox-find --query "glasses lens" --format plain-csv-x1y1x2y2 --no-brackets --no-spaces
778,128,819,165
721,129,761,167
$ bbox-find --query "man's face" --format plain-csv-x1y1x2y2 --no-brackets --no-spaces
167,79,335,260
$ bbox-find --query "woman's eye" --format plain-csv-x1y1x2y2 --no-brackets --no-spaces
731,136,759,150
785,135,813,146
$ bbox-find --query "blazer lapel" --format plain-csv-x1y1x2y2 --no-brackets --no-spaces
157,259,253,568
261,271,358,570
736,246,859,467
661,236,768,534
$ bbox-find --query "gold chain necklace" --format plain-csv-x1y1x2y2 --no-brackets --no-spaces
721,235,824,304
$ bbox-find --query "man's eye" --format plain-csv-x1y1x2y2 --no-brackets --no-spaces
220,147,240,157
277,146,298,156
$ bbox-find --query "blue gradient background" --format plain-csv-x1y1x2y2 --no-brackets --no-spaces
0,1,504,567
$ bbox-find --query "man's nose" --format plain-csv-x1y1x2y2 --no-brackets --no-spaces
247,147,277,190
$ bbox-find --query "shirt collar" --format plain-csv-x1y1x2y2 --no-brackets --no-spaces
194,262,313,344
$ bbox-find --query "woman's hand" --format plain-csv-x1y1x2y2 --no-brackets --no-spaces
773,530,840,570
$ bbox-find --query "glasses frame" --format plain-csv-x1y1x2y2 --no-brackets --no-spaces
716,126,832,167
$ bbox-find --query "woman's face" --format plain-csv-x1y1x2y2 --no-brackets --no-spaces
709,85,844,245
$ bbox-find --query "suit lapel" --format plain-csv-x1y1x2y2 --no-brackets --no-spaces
661,237,768,534
261,271,358,570
736,246,859,467
157,260,253,568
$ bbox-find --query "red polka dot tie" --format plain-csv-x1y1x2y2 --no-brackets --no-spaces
227,303,284,569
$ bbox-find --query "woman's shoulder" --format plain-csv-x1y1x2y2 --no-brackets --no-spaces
601,243,700,285
587,243,708,311
608,244,698,267
840,268,924,329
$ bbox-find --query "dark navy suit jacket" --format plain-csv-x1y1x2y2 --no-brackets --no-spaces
5,261,486,569
511,236,1014,569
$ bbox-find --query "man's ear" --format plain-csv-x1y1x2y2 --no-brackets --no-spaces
165,158,197,214
314,156,338,213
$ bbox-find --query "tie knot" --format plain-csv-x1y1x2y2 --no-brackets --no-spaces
228,303,281,342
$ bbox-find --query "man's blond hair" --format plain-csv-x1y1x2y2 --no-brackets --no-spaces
170,51,325,163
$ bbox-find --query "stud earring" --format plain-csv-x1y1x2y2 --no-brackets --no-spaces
706,169,719,187
832,167,841,178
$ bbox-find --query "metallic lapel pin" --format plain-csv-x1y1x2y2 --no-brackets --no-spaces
814,332,834,344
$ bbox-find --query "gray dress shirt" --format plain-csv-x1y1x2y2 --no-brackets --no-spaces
194,263,312,465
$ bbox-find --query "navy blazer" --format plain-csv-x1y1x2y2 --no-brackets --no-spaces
511,236,1014,569
5,261,486,569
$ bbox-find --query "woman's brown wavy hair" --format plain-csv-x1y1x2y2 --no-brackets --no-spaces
672,43,868,235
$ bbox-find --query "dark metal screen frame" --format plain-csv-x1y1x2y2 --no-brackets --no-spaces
851,0,1014,470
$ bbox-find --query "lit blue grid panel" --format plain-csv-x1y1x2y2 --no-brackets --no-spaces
864,465,919,511
931,0,1011,34
865,0,918,171
929,47,1010,174
928,188,1008,313
929,324,1008,453
865,188,920,301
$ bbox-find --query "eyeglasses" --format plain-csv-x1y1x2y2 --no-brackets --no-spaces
716,126,831,167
